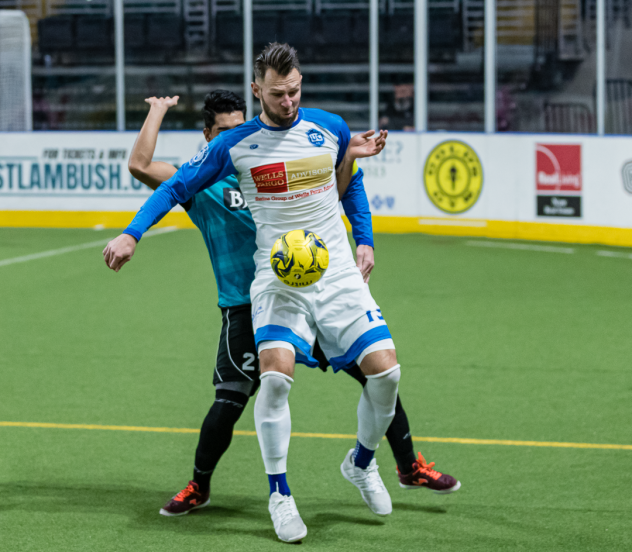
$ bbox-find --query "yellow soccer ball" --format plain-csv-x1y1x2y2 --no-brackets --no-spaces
270,229,329,288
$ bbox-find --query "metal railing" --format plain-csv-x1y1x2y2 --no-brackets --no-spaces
607,79,632,134
544,102,595,133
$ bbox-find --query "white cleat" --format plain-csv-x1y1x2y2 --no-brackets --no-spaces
340,448,392,516
268,492,308,543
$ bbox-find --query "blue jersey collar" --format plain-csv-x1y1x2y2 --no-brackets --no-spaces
255,108,303,131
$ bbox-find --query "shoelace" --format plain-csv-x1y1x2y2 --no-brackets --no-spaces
355,461,387,493
413,453,441,480
174,483,197,502
273,496,299,525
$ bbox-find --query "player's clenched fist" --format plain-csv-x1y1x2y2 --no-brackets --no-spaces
103,234,137,272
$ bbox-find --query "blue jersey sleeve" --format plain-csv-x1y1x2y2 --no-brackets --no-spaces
123,136,237,241
301,108,351,169
341,163,374,248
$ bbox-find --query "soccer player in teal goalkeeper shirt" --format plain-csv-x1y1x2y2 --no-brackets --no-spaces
126,91,460,518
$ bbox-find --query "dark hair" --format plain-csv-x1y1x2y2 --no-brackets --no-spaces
202,90,247,129
254,42,301,81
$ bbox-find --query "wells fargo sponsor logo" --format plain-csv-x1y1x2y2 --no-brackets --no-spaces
251,162,288,193
251,154,333,193
423,140,483,214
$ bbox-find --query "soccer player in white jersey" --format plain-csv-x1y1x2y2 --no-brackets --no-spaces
104,43,402,543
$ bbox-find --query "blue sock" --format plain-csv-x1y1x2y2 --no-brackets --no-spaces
352,440,375,469
268,473,291,496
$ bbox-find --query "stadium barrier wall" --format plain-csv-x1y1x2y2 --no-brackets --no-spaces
1,131,632,247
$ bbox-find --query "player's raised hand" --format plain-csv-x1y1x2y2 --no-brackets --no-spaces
145,96,180,111
103,234,137,272
356,244,375,283
347,129,388,160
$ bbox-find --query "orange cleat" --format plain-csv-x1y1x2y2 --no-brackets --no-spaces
159,481,210,516
397,453,461,494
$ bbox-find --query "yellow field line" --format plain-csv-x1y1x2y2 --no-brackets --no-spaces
2,421,631,451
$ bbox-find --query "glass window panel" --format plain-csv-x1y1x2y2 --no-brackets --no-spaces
124,0,243,130
11,0,117,129
605,0,632,134
379,1,415,131
428,0,485,131
251,0,370,130
497,0,596,133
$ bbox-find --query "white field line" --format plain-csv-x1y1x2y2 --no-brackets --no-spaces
596,250,632,259
466,240,575,254
0,226,178,268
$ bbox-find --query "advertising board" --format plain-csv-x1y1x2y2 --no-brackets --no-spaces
1,131,632,246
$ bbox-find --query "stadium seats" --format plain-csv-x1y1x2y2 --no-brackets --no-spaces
279,14,313,47
147,15,183,49
75,17,113,51
253,15,281,48
38,16,74,53
125,16,147,49
214,12,243,57
317,14,354,46
428,11,460,49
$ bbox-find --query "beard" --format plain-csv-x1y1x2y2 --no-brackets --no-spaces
260,96,297,128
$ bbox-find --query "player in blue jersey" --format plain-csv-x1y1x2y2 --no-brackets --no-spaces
105,44,459,542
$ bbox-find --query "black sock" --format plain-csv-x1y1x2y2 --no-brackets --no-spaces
193,389,249,492
385,395,417,473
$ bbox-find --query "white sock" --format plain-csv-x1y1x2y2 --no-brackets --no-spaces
254,371,293,474
357,364,401,451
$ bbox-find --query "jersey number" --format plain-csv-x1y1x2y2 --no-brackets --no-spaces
242,352,256,371
366,309,384,323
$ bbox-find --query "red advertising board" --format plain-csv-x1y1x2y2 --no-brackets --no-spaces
535,144,582,192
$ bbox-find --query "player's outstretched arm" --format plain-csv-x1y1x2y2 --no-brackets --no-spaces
128,96,180,190
102,125,238,272
336,129,388,198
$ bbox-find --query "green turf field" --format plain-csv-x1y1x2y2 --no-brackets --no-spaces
1,227,631,551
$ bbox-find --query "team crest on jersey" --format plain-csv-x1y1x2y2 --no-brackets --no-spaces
307,129,325,147
189,145,210,167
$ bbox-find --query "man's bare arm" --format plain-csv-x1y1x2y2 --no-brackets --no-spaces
128,96,180,190
336,129,388,198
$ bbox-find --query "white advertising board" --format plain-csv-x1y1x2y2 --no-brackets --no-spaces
0,131,204,212
360,132,632,229
1,131,631,242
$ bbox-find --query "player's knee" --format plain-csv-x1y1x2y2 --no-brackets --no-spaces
259,341,295,376
205,389,249,428
366,363,401,385
258,371,293,408
364,364,401,412
359,348,398,376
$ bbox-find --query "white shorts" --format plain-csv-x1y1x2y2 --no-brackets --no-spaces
251,265,394,372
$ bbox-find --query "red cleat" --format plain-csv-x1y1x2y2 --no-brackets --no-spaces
397,453,461,494
159,481,210,516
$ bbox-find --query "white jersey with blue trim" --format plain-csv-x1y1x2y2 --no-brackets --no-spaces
231,109,355,275
124,107,355,278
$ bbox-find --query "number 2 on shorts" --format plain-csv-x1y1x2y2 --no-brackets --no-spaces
242,352,256,371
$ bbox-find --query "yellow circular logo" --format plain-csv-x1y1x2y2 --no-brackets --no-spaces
423,140,483,214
